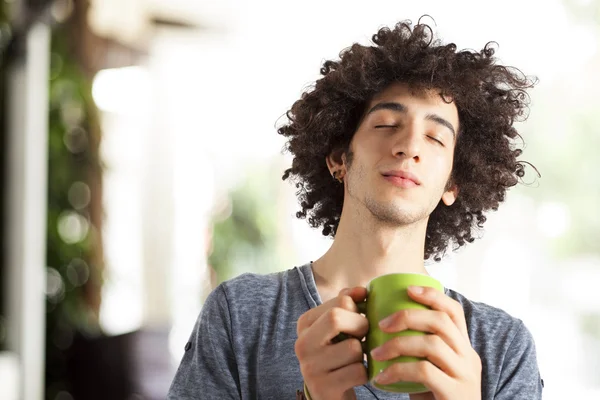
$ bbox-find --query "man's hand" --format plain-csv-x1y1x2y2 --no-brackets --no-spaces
369,286,482,400
295,287,369,400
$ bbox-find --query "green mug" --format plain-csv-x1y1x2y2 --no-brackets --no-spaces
338,273,444,393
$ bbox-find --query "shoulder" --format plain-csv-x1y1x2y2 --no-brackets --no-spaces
445,291,543,398
208,266,306,315
201,267,310,349
220,268,293,300
446,289,540,381
223,268,290,290
446,288,527,344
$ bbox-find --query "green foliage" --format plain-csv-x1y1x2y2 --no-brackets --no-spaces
209,165,283,284
45,26,103,398
510,0,600,345
519,93,600,257
513,0,600,259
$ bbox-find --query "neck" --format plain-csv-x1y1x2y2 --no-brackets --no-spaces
311,203,429,302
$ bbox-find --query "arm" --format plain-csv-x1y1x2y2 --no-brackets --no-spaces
167,285,241,399
494,321,543,400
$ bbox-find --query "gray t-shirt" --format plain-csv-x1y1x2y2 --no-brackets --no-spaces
167,263,543,399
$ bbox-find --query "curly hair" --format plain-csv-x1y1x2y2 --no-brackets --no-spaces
278,19,537,261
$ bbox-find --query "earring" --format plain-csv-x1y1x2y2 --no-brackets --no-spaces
332,170,344,183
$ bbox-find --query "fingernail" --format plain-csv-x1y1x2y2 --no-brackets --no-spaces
375,369,391,384
379,316,392,329
370,346,383,360
340,288,351,295
408,285,424,294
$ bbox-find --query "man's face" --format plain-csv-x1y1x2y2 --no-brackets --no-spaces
342,82,459,226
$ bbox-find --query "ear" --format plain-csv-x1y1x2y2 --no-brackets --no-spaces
325,148,346,175
441,184,458,206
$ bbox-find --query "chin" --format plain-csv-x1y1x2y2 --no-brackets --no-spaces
366,199,425,225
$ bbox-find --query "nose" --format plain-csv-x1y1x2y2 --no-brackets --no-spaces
390,120,422,162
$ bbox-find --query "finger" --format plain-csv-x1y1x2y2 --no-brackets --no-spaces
370,334,462,377
378,309,465,355
297,287,367,335
338,286,368,300
310,361,368,397
407,286,469,339
305,306,369,347
316,338,365,372
374,360,450,394
338,286,369,312
330,361,368,390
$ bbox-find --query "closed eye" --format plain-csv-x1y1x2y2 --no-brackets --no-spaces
374,125,398,129
428,136,445,146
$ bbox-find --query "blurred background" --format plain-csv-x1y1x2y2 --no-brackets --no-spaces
1,0,599,399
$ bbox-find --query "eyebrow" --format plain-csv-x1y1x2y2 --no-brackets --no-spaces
365,101,456,138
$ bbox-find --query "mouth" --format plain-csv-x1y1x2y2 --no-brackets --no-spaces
381,170,421,188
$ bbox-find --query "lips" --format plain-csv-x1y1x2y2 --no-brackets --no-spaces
381,170,421,186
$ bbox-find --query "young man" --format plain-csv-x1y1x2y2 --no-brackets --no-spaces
167,20,543,399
